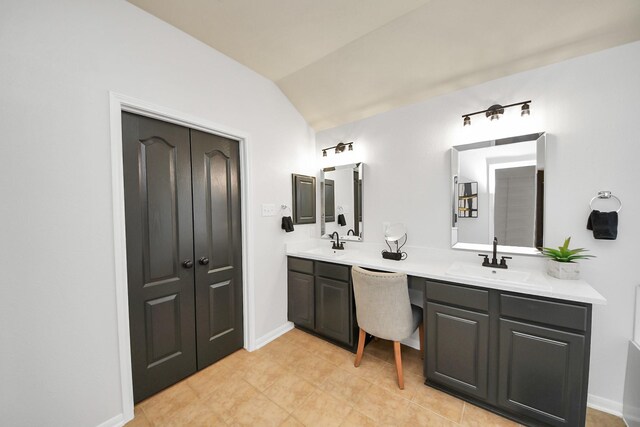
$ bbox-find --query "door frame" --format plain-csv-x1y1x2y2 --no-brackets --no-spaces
108,92,254,422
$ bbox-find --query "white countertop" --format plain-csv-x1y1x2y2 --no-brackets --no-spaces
286,240,606,305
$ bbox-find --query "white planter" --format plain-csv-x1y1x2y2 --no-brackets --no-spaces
547,260,580,280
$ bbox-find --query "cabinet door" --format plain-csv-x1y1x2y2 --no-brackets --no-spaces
315,277,351,345
288,271,315,329
426,302,489,400
498,319,585,427
292,174,316,224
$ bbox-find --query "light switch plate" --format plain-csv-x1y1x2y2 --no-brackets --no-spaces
262,203,277,217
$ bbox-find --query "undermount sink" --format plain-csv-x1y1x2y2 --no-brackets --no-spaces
301,247,347,259
445,261,551,291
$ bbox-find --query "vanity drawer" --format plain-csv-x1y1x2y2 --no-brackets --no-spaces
316,261,350,282
500,294,588,331
426,281,489,312
288,257,314,275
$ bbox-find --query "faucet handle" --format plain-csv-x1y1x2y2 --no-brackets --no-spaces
478,254,490,265
500,256,512,267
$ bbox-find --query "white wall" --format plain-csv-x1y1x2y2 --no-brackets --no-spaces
0,1,315,426
317,41,640,412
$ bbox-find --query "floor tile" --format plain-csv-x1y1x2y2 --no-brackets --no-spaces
586,407,627,426
411,384,465,423
460,402,519,427
242,356,288,391
125,406,152,427
374,363,425,401
139,381,199,425
201,378,259,424
353,384,411,425
401,402,458,427
152,400,226,427
319,366,372,404
292,352,339,386
291,389,353,427
229,393,289,426
340,408,378,426
263,371,317,413
279,415,305,427
338,351,389,381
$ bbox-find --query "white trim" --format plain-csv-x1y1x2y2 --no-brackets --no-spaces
108,92,254,425
254,322,295,350
588,394,624,417
96,413,125,427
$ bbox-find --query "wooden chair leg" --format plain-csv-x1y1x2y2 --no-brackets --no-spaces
393,341,404,389
419,322,425,360
354,328,366,367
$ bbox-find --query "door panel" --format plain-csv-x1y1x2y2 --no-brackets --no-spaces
191,129,243,368
288,271,315,329
316,277,351,345
426,302,489,400
122,112,197,403
498,319,585,426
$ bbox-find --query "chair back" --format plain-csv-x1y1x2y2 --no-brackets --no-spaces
351,266,413,341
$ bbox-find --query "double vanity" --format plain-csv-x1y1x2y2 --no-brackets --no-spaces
285,242,605,427
286,131,606,426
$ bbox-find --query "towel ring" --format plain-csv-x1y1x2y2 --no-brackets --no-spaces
589,191,622,213
281,204,292,215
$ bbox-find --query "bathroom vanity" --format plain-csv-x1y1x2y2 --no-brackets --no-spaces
285,243,605,427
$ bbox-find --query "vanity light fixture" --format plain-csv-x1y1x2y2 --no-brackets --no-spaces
322,141,354,156
461,100,531,126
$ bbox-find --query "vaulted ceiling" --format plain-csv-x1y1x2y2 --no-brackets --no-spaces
127,0,640,130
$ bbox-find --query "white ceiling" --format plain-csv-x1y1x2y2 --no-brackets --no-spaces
127,0,640,130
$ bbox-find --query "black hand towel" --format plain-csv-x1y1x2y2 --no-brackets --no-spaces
337,214,346,226
586,210,618,240
281,216,294,232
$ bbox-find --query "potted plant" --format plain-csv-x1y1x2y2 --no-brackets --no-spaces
542,237,595,280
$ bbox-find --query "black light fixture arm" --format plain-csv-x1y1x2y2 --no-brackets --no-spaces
461,100,531,119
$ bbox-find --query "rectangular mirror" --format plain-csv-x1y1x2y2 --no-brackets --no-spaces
451,132,546,255
321,163,363,241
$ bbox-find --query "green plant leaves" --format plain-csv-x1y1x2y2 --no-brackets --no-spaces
542,236,595,263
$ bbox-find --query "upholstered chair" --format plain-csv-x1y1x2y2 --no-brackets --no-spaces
351,266,424,389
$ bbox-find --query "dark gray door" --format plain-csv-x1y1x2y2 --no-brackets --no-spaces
287,271,315,329
292,174,316,224
498,319,585,426
122,112,197,403
123,113,243,402
315,277,351,345
426,302,489,400
190,130,243,368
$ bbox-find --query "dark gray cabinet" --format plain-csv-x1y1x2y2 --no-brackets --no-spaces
426,302,489,400
287,271,315,330
287,257,357,350
324,179,335,223
425,280,592,427
292,174,316,224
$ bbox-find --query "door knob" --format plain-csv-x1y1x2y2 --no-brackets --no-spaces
199,257,209,265
182,259,193,268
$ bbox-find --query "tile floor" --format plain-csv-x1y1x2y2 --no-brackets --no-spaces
127,328,625,427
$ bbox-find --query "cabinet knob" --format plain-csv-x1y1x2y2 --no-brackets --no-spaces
199,257,209,266
182,259,193,269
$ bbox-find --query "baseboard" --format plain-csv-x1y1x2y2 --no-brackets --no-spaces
253,321,294,350
588,394,624,417
96,413,125,427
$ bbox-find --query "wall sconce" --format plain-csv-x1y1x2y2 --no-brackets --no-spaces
322,141,354,157
462,100,531,126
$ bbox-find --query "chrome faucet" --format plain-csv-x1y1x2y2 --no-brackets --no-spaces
478,237,511,269
330,232,344,250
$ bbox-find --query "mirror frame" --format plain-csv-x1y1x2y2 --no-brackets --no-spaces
451,132,546,255
321,162,364,241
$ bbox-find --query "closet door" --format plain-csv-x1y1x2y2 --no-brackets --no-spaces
190,130,244,368
122,112,197,403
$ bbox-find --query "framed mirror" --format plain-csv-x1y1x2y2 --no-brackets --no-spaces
321,163,363,241
451,132,546,255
